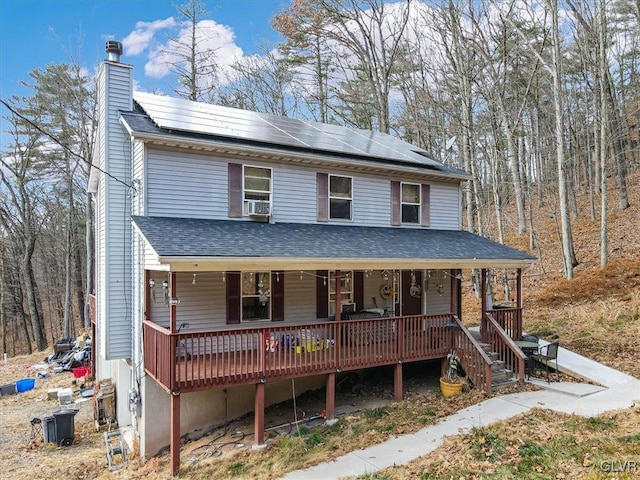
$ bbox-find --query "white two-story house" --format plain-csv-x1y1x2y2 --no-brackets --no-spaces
88,41,535,475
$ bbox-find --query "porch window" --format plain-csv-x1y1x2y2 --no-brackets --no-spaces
242,272,271,321
243,166,272,215
401,183,420,224
329,175,352,220
329,271,354,316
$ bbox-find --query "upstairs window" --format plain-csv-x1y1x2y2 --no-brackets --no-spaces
329,175,352,220
401,183,420,224
243,166,271,216
391,181,430,226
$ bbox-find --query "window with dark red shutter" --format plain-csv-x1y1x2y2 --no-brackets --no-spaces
391,181,400,225
228,164,242,218
226,272,241,324
271,271,284,322
317,173,328,222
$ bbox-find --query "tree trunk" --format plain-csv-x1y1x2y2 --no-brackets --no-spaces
22,238,46,351
549,0,576,278
84,191,95,330
599,0,609,268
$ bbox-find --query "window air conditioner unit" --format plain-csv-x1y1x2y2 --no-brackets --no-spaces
342,302,356,314
244,200,271,216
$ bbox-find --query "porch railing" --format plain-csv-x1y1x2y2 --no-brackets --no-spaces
483,313,527,382
485,307,522,341
143,314,459,393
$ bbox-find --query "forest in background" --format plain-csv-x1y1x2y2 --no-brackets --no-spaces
1,0,638,355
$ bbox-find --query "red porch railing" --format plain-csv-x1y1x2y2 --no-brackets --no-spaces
483,313,527,382
485,307,523,341
451,315,493,393
143,314,463,393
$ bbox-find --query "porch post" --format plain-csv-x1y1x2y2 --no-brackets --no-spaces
480,269,487,343
335,270,342,321
169,272,177,332
394,363,403,401
449,269,458,317
169,271,180,476
254,382,265,445
326,372,336,421
144,270,150,322
516,268,522,309
516,268,523,339
170,392,180,476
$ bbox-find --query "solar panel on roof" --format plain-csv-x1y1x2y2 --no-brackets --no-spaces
133,92,442,167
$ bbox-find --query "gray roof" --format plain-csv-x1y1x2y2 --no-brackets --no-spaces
132,216,536,267
121,93,469,179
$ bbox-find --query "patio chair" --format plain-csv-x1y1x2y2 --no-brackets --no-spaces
531,342,559,383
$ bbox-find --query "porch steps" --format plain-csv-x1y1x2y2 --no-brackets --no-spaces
479,343,519,391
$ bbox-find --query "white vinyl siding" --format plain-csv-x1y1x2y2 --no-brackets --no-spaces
144,146,460,229
429,183,460,230
283,272,316,322
147,150,227,218
132,140,145,216
425,272,453,314
148,272,226,329
96,61,134,360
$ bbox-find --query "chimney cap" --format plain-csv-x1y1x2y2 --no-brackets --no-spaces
105,40,123,61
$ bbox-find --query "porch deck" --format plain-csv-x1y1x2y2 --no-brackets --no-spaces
144,313,457,393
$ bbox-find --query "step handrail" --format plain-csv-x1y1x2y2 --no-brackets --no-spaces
451,315,494,394
483,313,527,381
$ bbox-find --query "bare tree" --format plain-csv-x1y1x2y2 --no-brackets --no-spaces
167,0,220,102
316,0,412,133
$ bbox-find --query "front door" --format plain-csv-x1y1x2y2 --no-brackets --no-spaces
401,270,422,316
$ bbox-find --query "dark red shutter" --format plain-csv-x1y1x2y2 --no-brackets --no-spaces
421,184,431,226
226,271,241,324
316,270,328,318
391,181,400,225
317,173,328,222
228,163,243,218
271,271,284,322
353,271,364,312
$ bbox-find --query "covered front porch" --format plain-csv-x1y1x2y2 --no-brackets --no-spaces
141,267,527,476
132,216,535,475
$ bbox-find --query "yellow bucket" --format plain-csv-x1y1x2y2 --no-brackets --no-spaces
439,378,463,397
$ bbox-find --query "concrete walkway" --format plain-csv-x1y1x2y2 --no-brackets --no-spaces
280,345,640,480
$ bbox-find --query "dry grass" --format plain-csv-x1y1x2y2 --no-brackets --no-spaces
354,406,640,480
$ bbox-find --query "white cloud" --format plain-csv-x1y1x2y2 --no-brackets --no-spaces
143,19,244,82
122,17,177,56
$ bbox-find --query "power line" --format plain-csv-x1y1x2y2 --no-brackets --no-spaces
0,98,135,191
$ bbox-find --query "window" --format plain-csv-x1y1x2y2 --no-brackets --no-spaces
243,166,271,215
329,271,354,316
401,183,420,224
329,175,352,220
241,272,271,321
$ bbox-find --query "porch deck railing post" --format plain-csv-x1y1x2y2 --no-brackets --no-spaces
397,317,405,360
480,268,488,343
335,318,342,370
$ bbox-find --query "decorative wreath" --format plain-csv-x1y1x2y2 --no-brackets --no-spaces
409,283,422,298
379,284,394,299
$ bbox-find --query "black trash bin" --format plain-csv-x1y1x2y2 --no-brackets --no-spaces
42,416,57,443
53,409,79,446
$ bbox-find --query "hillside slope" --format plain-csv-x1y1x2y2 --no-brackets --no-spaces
485,172,640,377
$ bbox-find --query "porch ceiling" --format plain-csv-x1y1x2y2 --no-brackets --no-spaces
132,216,536,272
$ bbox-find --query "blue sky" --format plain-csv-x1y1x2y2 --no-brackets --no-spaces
0,0,286,101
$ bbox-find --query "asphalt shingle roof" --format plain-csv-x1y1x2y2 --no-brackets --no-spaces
132,216,536,263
